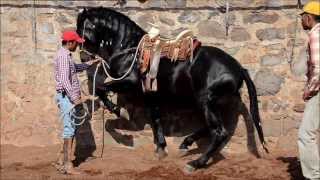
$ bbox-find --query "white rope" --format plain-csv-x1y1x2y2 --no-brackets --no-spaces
89,35,147,117
59,102,89,126
91,62,101,116
99,35,146,81
189,37,194,63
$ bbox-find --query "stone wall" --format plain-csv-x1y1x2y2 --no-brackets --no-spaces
0,0,310,151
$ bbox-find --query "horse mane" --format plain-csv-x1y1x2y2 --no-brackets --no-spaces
105,7,144,32
78,7,145,37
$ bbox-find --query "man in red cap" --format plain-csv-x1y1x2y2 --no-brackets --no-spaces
53,30,98,175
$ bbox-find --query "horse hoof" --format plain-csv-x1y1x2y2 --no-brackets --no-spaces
156,149,168,160
120,108,130,121
178,148,188,157
183,164,196,174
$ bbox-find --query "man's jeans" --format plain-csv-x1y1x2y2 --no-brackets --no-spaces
56,92,75,139
298,93,320,180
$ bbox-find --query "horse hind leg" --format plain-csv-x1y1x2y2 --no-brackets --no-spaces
184,77,237,172
179,127,210,156
185,102,229,172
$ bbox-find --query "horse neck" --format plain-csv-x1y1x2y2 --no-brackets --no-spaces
107,16,145,53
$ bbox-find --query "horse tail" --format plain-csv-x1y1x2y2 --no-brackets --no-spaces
241,68,269,153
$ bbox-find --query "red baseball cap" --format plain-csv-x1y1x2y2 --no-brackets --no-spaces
61,30,85,43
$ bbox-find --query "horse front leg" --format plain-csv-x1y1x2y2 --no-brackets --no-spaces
95,88,129,120
145,94,167,159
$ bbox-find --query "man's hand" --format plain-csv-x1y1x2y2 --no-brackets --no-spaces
73,98,86,116
85,59,100,66
73,98,82,106
303,89,318,102
303,90,310,102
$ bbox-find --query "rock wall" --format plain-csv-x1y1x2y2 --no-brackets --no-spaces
0,0,310,151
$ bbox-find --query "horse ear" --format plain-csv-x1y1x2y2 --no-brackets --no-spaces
79,8,87,14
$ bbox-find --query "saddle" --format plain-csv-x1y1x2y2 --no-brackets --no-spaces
139,27,201,92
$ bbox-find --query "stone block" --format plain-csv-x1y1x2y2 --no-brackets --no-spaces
254,69,284,96
53,1,74,6
231,27,251,42
159,15,175,26
286,22,302,37
290,48,308,77
263,119,282,137
276,130,298,150
225,46,241,56
40,22,55,34
256,28,285,41
230,0,255,7
136,13,156,30
287,38,306,47
233,117,248,137
55,13,74,25
198,21,226,39
243,12,279,24
144,0,163,8
260,54,283,66
165,0,186,8
265,0,283,7
177,11,200,24
282,117,300,136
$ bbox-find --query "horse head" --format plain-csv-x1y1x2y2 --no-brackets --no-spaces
76,7,145,64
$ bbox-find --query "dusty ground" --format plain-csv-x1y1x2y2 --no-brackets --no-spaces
0,142,304,180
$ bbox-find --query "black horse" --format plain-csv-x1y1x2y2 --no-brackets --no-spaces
76,7,268,171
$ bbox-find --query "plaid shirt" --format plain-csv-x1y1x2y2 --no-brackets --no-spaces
306,23,320,93
54,47,89,103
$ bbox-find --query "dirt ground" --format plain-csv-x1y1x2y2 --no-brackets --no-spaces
0,142,304,180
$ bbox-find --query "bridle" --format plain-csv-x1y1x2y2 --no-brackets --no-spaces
79,19,146,81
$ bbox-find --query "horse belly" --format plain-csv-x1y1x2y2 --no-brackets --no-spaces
158,71,193,97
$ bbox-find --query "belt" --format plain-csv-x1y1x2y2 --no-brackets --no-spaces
57,90,66,97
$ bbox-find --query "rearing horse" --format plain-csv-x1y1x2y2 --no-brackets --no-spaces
76,7,268,171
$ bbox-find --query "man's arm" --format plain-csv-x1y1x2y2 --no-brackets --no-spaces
307,30,320,93
74,63,90,72
74,59,100,72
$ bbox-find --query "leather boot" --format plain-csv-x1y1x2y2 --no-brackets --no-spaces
62,138,82,175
